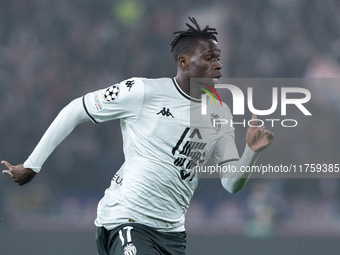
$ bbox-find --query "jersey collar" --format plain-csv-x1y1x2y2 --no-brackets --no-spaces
172,78,201,103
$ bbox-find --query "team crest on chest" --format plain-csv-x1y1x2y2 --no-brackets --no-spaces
104,85,120,101
210,113,221,132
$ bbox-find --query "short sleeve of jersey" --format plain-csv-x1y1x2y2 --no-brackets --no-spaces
209,105,240,166
82,78,145,124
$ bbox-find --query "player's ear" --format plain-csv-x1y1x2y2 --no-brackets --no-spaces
178,55,190,71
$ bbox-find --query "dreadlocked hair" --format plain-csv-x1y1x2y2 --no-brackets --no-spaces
170,17,218,61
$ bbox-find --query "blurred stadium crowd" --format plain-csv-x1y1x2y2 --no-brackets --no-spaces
1,0,340,236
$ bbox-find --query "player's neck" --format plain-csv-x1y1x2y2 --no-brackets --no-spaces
175,75,190,96
175,75,205,100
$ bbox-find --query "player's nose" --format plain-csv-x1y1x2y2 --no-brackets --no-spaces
214,60,222,70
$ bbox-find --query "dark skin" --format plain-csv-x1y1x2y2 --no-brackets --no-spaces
175,38,273,151
175,39,222,96
2,38,273,185
1,161,36,186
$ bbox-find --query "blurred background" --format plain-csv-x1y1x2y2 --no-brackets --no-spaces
1,0,340,254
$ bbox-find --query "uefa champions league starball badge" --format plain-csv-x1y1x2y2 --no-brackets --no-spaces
104,85,120,101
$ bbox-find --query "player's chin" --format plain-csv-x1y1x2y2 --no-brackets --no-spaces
210,73,222,83
212,77,221,84
209,75,221,84
201,75,221,85
203,76,221,83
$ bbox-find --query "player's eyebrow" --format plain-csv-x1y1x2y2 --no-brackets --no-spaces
202,49,221,57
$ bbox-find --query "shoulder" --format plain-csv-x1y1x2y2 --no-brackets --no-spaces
135,77,173,86
206,95,233,117
118,77,173,89
221,101,232,115
133,77,175,94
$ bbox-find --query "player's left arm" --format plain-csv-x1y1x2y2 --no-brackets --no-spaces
245,114,274,153
219,114,274,193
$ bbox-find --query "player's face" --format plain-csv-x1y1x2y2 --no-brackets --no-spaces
187,39,222,82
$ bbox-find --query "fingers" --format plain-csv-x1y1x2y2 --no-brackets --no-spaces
250,113,257,127
250,114,273,139
246,113,274,152
1,160,14,177
264,129,274,140
2,169,14,177
261,127,274,145
1,160,13,169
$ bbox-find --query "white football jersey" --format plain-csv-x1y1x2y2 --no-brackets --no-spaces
82,77,239,232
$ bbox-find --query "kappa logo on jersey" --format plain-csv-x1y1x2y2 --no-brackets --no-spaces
157,107,174,118
104,85,120,101
125,80,134,91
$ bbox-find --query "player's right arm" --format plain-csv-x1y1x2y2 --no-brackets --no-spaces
2,97,90,185
2,78,145,186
